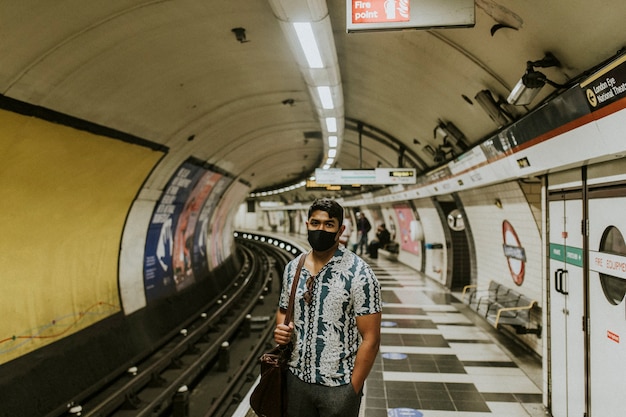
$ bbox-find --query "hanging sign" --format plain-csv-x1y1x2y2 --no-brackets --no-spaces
347,0,475,32
315,168,416,185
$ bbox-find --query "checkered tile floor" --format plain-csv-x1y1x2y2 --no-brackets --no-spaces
363,257,545,417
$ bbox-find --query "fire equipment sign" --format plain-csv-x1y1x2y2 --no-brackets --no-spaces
347,0,475,32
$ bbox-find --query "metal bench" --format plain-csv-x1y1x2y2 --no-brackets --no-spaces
462,281,541,337
462,280,503,313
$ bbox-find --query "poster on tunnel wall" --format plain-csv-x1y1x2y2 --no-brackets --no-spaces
208,178,243,267
394,204,420,255
143,160,222,302
194,174,232,272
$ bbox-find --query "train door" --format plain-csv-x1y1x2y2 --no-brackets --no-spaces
587,172,626,417
547,171,586,417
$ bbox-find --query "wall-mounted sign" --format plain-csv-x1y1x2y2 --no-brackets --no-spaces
590,225,626,305
315,168,417,185
347,0,475,33
502,220,526,286
580,53,626,111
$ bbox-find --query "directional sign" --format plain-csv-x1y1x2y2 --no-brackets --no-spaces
315,168,416,185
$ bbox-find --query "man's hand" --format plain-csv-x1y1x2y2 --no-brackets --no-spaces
274,321,294,345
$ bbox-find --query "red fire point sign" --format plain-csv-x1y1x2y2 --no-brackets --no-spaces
352,0,410,23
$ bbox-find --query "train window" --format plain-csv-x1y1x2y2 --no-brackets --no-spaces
599,226,626,305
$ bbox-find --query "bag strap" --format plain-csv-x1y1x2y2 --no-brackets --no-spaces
283,253,307,325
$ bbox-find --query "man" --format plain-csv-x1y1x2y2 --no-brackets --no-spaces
274,198,382,417
356,212,371,256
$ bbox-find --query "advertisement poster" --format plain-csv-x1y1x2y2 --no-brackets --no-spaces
209,179,243,267
174,170,224,289
199,175,233,270
192,174,230,275
394,204,420,255
144,160,222,301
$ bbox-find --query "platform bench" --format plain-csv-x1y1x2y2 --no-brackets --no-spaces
462,281,510,314
462,281,541,337
378,242,399,261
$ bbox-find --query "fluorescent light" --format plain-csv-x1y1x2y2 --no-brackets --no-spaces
267,4,344,184
293,22,324,69
323,164,331,169
326,157,334,165
328,149,336,157
507,78,543,106
317,86,334,109
325,117,337,132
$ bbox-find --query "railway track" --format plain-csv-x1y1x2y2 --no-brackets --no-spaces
62,235,299,417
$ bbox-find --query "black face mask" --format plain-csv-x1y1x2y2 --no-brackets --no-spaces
308,229,338,252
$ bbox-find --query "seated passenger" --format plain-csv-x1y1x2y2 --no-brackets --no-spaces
368,224,391,259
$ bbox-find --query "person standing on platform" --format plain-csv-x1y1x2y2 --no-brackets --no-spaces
274,198,382,417
356,212,371,256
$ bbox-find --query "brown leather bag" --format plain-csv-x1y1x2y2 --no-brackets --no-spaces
249,254,305,417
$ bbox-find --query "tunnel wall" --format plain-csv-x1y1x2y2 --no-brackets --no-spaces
0,252,242,417
0,97,248,416
0,103,165,364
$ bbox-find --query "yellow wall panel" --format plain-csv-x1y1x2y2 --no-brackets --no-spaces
0,109,164,363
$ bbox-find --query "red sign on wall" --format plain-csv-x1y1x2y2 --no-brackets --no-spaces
352,0,410,23
502,220,526,286
607,330,620,343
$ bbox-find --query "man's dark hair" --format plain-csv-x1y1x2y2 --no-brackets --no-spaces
308,198,344,225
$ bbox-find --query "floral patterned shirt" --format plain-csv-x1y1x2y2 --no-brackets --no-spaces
279,246,381,386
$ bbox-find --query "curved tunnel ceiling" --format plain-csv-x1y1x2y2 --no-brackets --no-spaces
1,0,625,201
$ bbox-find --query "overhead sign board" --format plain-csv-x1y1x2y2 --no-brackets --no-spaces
347,0,475,32
580,53,626,112
315,168,416,185
305,179,361,191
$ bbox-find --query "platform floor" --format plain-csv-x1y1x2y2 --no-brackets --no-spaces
239,245,546,417
362,255,545,417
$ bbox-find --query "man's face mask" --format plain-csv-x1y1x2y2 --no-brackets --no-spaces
307,229,338,252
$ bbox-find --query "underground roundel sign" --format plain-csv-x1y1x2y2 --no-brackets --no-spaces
502,220,527,286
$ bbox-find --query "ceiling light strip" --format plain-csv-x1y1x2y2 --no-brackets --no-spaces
268,0,344,174
293,22,324,68
317,86,334,109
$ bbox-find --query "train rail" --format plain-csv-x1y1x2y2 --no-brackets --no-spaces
61,236,299,417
